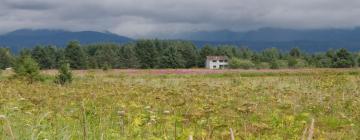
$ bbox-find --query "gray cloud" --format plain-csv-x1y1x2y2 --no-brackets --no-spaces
1,0,360,37
2,0,59,10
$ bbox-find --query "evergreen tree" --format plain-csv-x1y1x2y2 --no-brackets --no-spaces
270,61,280,69
65,41,88,69
261,48,280,62
287,57,298,68
0,48,14,69
160,46,185,68
251,53,262,64
199,45,216,67
134,40,159,68
332,48,355,68
55,63,72,85
55,49,67,68
176,42,198,68
229,58,255,69
326,49,336,59
216,45,236,57
289,47,301,58
236,47,253,59
14,55,41,83
31,46,57,69
118,44,139,68
94,44,118,69
309,53,332,68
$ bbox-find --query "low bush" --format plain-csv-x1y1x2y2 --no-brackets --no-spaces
229,58,255,69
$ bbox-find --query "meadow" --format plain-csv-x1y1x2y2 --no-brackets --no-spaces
1,69,360,139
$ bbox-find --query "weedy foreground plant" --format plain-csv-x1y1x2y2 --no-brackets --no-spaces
1,69,360,139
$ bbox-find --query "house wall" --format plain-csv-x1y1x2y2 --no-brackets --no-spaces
206,60,228,69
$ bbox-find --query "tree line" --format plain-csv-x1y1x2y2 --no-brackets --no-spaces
1,40,360,70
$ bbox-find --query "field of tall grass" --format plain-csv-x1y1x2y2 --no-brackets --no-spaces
1,69,360,139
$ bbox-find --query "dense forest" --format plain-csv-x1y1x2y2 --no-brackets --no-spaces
0,40,359,70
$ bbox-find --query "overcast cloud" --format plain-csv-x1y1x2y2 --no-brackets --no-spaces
1,0,360,38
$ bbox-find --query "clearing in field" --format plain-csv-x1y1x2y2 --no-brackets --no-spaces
1,69,360,139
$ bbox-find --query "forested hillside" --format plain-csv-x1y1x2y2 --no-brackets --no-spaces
3,28,360,53
1,40,359,70
0,29,132,53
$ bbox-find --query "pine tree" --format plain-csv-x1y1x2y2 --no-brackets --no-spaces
14,55,41,84
31,46,57,69
332,48,355,68
160,46,185,68
55,63,72,85
199,45,216,67
288,57,298,68
176,42,198,68
119,44,139,68
135,40,159,68
0,48,14,69
289,47,301,58
65,41,88,69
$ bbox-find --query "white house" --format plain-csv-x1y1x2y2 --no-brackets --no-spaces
206,56,229,69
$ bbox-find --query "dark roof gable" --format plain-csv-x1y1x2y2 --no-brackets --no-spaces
206,56,228,61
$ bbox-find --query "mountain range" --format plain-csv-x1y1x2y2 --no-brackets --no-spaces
1,28,360,53
0,29,132,52
171,27,360,42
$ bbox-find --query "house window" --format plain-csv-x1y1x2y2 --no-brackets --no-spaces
224,60,228,62
212,60,217,63
213,65,217,69
219,60,224,63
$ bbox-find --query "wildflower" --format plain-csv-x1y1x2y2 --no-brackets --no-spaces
145,106,151,110
25,111,32,115
163,110,171,115
13,107,19,111
150,115,156,122
118,111,126,116
0,115,6,119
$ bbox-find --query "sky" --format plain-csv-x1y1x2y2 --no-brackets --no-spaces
1,0,360,38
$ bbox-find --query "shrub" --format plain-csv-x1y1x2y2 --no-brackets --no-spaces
270,60,288,69
102,62,111,71
295,59,307,68
55,63,73,85
255,62,271,69
332,48,355,68
14,55,41,83
229,58,255,69
287,57,298,68
270,61,280,69
278,60,289,68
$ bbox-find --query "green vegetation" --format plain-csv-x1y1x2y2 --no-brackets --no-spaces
1,69,360,139
0,48,14,69
13,55,41,84
65,41,88,69
1,40,360,70
55,63,72,85
228,58,255,69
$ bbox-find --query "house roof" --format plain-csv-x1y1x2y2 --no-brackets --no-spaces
206,56,228,60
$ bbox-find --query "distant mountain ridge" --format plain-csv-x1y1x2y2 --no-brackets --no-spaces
169,27,360,42
0,29,133,52
2,28,360,53
171,27,360,52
